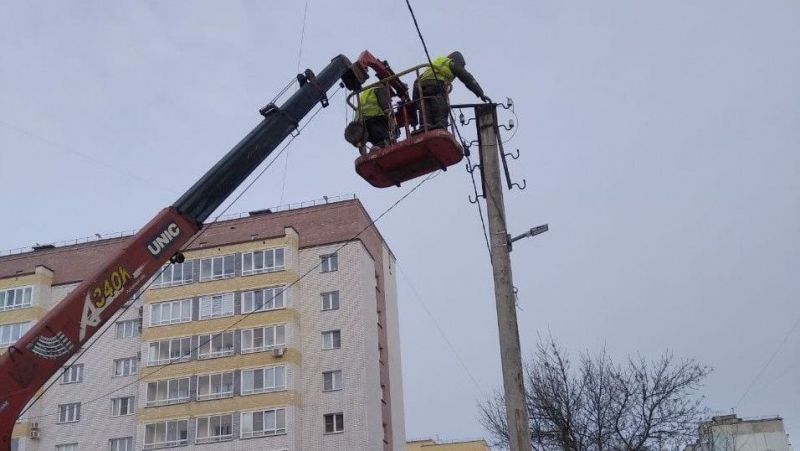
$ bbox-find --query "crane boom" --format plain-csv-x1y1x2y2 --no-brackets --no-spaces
0,54,367,449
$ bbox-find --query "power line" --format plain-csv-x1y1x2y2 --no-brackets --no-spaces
735,315,800,408
23,153,439,422
396,262,487,397
0,119,177,195
401,0,493,257
296,0,310,74
280,0,312,205
19,88,343,419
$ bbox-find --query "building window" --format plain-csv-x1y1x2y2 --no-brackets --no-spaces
321,291,340,311
324,413,344,434
242,248,285,276
61,364,83,384
151,261,193,288
149,298,192,326
57,403,81,423
199,255,235,282
147,337,191,366
144,419,189,449
198,293,234,320
196,372,234,401
241,325,286,354
145,377,191,406
323,370,343,392
115,319,139,339
56,444,78,451
195,414,233,444
113,357,138,377
240,408,286,438
241,366,286,395
109,437,134,451
0,322,30,347
320,253,338,273
0,286,32,311
198,332,234,360
111,396,135,416
322,330,341,350
241,286,286,314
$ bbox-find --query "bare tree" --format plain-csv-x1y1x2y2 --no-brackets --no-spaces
479,337,710,450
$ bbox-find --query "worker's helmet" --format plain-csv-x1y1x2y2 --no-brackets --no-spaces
448,51,465,67
344,121,366,147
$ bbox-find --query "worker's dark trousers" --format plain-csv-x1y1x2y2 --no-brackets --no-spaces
413,80,449,130
365,116,390,148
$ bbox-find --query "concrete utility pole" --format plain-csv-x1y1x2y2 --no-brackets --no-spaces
475,103,532,451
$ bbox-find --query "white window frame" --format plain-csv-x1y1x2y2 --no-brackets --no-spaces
321,291,340,311
241,286,286,314
57,403,81,424
151,261,193,288
199,254,235,282
240,408,287,438
240,324,286,354
323,370,343,392
0,286,33,311
147,337,192,366
111,396,135,417
240,366,287,396
322,330,341,350
197,332,234,360
56,444,78,451
145,377,191,406
241,248,285,276
324,412,344,434
320,253,338,273
198,293,234,320
195,413,234,444
196,372,234,401
0,322,30,347
113,357,138,377
143,419,189,450
61,364,83,384
109,437,134,451
149,298,192,327
115,319,139,339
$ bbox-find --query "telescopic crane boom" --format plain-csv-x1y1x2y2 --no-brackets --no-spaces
0,53,370,450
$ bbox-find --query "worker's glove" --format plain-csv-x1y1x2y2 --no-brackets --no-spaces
480,95,492,103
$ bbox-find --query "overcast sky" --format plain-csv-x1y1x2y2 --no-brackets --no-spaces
1,0,799,446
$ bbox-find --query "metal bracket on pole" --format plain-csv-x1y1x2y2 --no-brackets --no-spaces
508,224,549,251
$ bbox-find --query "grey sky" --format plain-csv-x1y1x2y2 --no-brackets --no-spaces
1,0,799,445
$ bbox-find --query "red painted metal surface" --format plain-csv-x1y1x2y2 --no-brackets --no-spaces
0,207,199,448
355,129,464,188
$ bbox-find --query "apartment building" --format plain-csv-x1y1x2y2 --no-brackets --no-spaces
684,414,794,451
0,197,405,451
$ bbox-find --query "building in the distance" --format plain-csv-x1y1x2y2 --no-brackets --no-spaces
406,438,490,451
684,414,794,451
0,197,405,451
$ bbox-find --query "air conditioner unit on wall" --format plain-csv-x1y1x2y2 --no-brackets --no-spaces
29,429,40,439
30,421,39,431
272,347,285,358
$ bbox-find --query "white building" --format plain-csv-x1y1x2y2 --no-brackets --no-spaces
684,414,794,451
0,197,405,451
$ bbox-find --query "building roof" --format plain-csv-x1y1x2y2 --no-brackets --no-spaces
407,438,491,451
0,198,389,286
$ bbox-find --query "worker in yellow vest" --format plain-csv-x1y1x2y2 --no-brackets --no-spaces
413,51,491,130
344,85,393,152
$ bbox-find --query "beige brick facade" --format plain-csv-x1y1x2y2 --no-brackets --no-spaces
0,199,405,451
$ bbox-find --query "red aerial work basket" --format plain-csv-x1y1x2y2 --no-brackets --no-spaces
355,129,464,188
346,57,464,188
